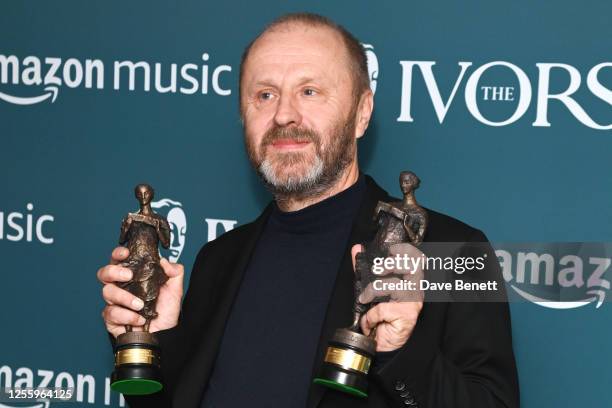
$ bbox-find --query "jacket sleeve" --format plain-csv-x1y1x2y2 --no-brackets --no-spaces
372,230,519,408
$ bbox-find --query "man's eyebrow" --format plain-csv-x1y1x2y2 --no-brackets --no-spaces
296,76,319,86
251,76,320,89
252,79,278,88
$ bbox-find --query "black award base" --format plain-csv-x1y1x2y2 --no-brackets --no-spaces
313,328,376,398
111,331,163,395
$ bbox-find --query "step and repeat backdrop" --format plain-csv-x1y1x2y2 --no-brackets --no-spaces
1,1,610,407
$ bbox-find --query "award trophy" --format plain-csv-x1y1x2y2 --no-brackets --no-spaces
110,184,171,395
314,171,428,398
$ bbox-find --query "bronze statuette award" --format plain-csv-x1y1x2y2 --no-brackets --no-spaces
314,171,428,398
110,184,171,395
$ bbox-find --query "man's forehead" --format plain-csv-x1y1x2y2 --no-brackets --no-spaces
247,24,346,65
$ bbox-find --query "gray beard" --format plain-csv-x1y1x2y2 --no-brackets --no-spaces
259,154,324,194
246,104,358,203
255,132,355,202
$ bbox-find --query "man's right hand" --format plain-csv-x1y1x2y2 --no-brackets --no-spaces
97,246,184,338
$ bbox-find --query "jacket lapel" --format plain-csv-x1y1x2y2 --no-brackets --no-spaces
307,175,391,408
174,204,273,408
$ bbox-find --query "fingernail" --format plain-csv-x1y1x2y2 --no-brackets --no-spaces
138,316,146,325
121,269,132,280
358,294,364,303
132,298,144,310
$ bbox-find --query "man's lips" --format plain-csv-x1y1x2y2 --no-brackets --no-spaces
270,138,311,149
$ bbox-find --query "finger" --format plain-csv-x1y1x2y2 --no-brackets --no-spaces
362,302,408,332
387,243,426,277
360,303,386,335
371,257,409,277
160,258,185,279
102,305,146,326
160,258,185,301
389,242,423,259
351,244,364,271
110,246,129,265
359,277,419,303
97,264,133,284
384,260,425,279
102,283,145,311
360,314,371,336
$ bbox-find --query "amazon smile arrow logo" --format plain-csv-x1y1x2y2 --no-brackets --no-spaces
496,243,611,311
510,285,606,309
0,86,58,105
0,402,50,408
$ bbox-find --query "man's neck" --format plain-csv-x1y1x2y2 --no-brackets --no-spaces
275,163,360,212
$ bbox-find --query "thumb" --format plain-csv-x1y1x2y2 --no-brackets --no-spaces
351,244,364,271
360,304,384,335
160,258,185,280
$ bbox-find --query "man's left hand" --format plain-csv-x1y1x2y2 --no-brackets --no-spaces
351,243,424,352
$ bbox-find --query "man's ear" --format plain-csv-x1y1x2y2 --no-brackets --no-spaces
354,89,374,139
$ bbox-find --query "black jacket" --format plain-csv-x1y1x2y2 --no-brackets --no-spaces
115,175,519,408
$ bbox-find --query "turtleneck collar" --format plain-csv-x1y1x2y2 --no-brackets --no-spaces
268,174,366,234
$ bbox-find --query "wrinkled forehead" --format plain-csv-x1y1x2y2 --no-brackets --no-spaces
244,24,350,80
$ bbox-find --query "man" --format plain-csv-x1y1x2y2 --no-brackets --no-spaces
98,13,519,408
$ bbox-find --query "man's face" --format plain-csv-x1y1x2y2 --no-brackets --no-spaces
240,25,361,196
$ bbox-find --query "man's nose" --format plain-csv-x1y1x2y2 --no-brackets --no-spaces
273,94,302,127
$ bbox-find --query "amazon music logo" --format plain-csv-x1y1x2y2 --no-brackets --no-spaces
397,61,612,130
0,364,126,406
0,53,232,105
495,243,611,310
0,203,54,244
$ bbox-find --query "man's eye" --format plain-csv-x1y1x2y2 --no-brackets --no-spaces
303,88,317,96
259,92,273,100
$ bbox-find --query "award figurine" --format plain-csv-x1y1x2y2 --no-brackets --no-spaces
110,184,171,395
314,171,428,398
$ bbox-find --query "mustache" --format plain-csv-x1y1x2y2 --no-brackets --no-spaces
261,125,321,148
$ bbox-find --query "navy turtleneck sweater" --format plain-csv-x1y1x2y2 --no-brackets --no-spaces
201,175,366,407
